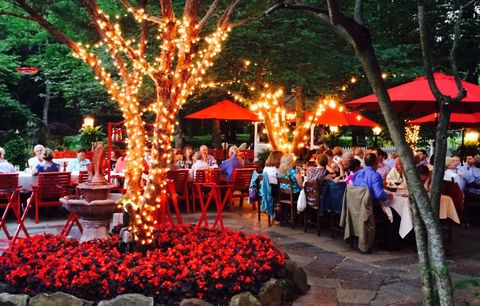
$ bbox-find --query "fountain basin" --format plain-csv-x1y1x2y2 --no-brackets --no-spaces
77,183,118,203
60,193,123,242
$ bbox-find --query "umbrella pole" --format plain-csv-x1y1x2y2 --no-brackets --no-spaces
460,128,465,165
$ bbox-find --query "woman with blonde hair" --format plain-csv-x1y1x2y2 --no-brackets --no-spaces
278,153,302,196
263,150,283,185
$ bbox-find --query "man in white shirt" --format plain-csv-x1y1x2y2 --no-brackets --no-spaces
28,144,45,169
0,147,15,173
444,157,462,189
386,157,406,188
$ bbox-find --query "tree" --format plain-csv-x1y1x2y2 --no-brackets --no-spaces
265,1,476,305
1,0,242,245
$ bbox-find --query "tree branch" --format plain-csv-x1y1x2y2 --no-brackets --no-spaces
218,0,242,29
0,10,36,22
354,0,365,25
198,0,221,30
327,0,341,24
449,1,468,101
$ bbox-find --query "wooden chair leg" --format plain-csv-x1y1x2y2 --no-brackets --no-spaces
191,185,196,213
257,200,261,222
35,194,39,224
304,207,308,233
290,204,295,229
330,213,335,239
317,208,321,237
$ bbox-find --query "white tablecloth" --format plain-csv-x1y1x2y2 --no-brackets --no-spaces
383,193,460,238
18,171,79,191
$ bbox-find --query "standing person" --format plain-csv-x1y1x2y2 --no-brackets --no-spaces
415,149,429,166
263,151,283,185
28,144,45,169
66,149,91,171
32,148,60,175
458,155,474,173
219,146,244,179
372,148,391,180
199,145,217,166
0,147,15,173
278,153,303,198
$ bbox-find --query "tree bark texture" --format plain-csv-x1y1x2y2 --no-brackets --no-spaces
42,80,50,126
7,0,242,244
264,2,455,304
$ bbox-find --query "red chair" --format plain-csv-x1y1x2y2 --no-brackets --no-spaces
78,171,89,184
226,168,256,209
0,174,28,246
239,150,254,161
167,169,190,213
26,172,72,224
192,169,222,212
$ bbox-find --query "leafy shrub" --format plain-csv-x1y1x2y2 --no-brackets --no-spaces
256,148,271,165
3,136,29,166
79,125,105,150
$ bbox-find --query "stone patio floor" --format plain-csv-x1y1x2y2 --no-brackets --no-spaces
1,205,480,305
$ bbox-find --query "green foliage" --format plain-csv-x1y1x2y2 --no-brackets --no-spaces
0,85,35,132
79,125,105,150
256,148,271,165
4,136,29,166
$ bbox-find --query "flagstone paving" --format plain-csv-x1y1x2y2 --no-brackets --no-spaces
1,206,480,305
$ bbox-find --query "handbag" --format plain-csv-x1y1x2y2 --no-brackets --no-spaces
297,187,307,212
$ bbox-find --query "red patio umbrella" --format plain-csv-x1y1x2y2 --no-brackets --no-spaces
185,100,259,121
408,112,480,128
309,107,379,127
345,72,480,113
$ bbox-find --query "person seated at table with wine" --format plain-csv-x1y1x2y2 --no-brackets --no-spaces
353,146,365,167
177,144,193,169
191,151,209,179
352,153,393,204
372,148,391,180
444,157,462,187
417,164,431,192
332,146,343,164
337,153,354,180
278,153,303,199
109,150,118,171
32,148,60,175
306,154,332,184
199,145,217,167
304,149,318,168
219,145,244,179
344,158,361,185
66,149,91,172
114,152,128,173
462,155,480,195
386,157,406,189
0,147,15,173
28,144,45,169
263,150,283,185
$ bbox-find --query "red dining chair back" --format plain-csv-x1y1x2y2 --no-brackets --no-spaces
192,169,222,212
0,174,28,246
30,172,71,223
78,171,89,184
229,168,256,208
167,169,190,213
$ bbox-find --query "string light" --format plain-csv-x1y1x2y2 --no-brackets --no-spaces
405,125,421,151
68,3,236,245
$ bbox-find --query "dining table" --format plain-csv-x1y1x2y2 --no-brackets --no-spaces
383,189,460,238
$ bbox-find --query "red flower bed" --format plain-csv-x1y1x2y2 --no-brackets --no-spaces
0,224,285,304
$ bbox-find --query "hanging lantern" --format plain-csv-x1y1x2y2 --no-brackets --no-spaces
17,67,39,75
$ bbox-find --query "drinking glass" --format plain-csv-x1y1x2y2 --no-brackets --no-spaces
14,165,20,172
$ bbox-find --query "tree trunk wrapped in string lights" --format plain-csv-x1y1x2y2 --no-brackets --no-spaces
4,0,241,245
250,88,333,154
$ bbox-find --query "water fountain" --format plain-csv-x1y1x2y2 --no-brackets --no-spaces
60,142,121,242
